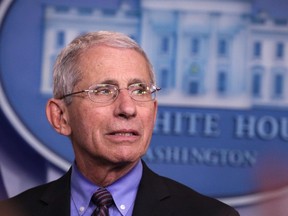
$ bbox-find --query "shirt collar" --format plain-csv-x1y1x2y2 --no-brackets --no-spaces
71,160,143,215
107,161,142,215
71,163,97,215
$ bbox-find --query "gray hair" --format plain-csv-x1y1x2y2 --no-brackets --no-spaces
53,31,155,104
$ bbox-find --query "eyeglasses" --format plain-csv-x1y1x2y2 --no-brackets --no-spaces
59,83,161,103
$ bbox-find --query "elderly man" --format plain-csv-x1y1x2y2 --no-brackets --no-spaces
0,31,239,216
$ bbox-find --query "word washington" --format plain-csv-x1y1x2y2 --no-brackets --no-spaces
144,146,257,167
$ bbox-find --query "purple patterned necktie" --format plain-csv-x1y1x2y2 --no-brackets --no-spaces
91,188,114,216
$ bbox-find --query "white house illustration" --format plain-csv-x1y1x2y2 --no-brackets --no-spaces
40,0,288,108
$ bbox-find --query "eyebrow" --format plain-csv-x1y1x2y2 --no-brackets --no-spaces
97,78,148,86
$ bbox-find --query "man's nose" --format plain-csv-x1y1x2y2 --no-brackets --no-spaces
113,89,137,119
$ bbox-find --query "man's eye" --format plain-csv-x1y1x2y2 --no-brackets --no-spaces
132,88,148,95
93,88,113,95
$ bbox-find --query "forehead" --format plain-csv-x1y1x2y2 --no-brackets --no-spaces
78,45,152,86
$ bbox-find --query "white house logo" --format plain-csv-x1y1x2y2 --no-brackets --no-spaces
1,0,288,206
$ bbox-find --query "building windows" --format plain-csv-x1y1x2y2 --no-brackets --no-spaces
218,38,228,56
273,73,284,98
56,31,65,48
125,10,140,18
253,41,262,58
55,6,69,13
275,42,284,59
252,72,262,97
217,71,227,93
78,7,93,15
186,63,202,95
102,9,116,16
188,81,199,95
191,37,200,55
271,67,285,98
160,36,170,54
274,19,288,26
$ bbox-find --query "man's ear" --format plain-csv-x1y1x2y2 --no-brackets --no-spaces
46,99,71,136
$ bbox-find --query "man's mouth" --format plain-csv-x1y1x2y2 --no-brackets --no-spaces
106,130,140,143
109,130,139,136
113,132,135,136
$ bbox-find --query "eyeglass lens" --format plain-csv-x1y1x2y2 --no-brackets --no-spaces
87,83,157,103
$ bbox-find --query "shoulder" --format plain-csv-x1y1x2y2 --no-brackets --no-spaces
0,182,54,216
140,162,239,216
0,170,71,216
159,176,233,208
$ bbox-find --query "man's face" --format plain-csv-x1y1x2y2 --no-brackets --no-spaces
65,46,157,167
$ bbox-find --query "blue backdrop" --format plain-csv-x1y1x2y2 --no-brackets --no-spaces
1,0,288,215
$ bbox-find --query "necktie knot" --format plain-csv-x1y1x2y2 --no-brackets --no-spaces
91,188,113,216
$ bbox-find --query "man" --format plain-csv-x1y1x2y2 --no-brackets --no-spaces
0,31,239,216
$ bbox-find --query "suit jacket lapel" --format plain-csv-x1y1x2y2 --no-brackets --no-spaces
32,169,71,216
132,161,171,216
27,163,170,216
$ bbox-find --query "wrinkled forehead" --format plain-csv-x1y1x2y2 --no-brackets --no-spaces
80,43,153,75
76,45,153,87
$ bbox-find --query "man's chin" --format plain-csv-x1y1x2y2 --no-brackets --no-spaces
109,156,140,168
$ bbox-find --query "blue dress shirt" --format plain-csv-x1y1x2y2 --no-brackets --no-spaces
70,160,143,216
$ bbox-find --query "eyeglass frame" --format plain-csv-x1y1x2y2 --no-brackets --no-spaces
58,82,161,103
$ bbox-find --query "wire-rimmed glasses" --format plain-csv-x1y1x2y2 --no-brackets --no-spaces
59,83,161,103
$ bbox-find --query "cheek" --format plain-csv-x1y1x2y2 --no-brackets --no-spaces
68,107,101,137
141,107,157,136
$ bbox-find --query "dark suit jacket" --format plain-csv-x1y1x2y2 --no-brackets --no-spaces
0,162,239,216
